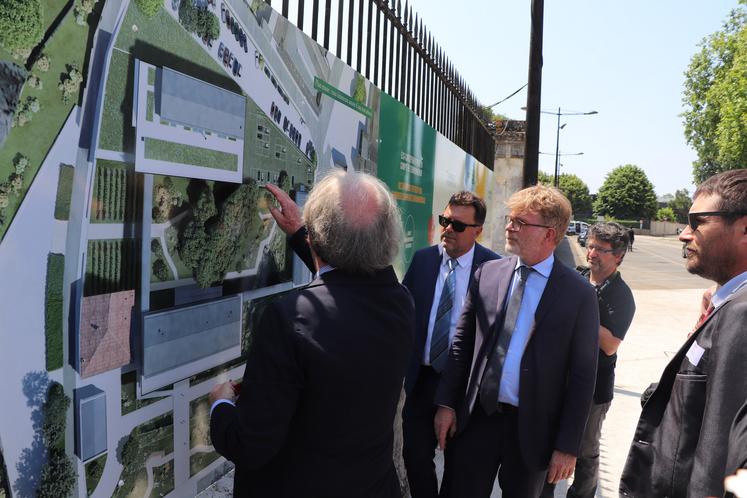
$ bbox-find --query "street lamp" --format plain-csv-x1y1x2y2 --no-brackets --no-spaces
538,151,583,183
544,108,597,187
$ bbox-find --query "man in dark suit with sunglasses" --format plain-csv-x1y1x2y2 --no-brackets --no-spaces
264,186,498,497
400,191,500,498
620,169,747,497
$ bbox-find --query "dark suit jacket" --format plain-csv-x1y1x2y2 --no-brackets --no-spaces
620,285,747,497
401,243,499,394
210,267,415,497
435,255,600,470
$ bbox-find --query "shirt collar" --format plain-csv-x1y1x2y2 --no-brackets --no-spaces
316,264,335,277
516,253,554,278
712,269,747,309
439,243,476,269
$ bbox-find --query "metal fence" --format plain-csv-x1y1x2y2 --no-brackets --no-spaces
265,0,495,167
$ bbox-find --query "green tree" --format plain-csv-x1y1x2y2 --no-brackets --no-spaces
593,164,658,220
58,65,83,103
353,74,367,105
36,382,75,498
667,188,692,224
134,0,162,18
37,448,76,498
656,207,677,222
42,382,69,450
536,171,592,218
537,170,552,185
74,0,94,25
558,174,593,218
0,0,43,52
682,6,747,183
153,259,170,281
178,2,220,41
34,54,50,72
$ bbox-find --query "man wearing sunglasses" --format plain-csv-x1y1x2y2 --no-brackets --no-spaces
542,222,635,498
400,191,499,498
621,169,747,497
434,185,599,497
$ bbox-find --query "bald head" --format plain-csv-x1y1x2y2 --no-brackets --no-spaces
304,169,403,273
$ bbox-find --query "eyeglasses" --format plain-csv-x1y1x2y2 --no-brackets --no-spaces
587,244,615,254
687,211,747,231
438,215,481,233
504,215,552,231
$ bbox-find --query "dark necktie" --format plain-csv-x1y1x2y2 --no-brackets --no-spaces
430,258,458,372
479,265,532,414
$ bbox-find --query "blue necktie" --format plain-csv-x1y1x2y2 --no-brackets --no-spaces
479,265,532,414
430,258,458,372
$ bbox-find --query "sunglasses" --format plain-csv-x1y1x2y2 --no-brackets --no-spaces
687,211,747,231
438,215,481,233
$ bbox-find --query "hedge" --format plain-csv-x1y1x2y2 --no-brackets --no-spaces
45,253,65,370
53,164,74,220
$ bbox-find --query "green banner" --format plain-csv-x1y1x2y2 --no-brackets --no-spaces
314,77,373,118
377,93,435,273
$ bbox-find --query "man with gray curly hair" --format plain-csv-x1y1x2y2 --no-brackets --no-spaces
209,170,414,497
302,168,403,274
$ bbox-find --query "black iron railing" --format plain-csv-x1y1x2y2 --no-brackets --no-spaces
266,0,495,167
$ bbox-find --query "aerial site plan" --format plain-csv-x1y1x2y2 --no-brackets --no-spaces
0,0,494,495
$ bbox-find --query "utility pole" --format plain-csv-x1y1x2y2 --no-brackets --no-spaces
523,0,544,187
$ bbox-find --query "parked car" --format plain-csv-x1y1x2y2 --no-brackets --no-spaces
577,228,589,247
567,222,576,235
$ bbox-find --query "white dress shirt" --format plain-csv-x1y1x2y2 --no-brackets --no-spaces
498,253,554,406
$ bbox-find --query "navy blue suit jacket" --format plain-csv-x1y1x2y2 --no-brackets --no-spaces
401,243,500,394
435,255,599,470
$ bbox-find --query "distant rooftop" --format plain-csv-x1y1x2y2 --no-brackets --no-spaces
78,290,134,378
492,119,526,142
159,66,246,139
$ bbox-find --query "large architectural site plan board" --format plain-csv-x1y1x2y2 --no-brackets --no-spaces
0,0,497,496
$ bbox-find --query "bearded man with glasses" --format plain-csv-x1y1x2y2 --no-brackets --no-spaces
434,185,599,497
621,168,747,497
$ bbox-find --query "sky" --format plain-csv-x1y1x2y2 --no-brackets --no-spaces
397,0,740,197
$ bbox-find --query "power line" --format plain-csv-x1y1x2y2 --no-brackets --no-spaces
486,83,528,109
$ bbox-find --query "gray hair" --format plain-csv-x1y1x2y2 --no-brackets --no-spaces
304,169,403,273
588,222,630,258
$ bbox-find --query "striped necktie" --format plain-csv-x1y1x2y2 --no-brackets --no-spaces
429,258,458,372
